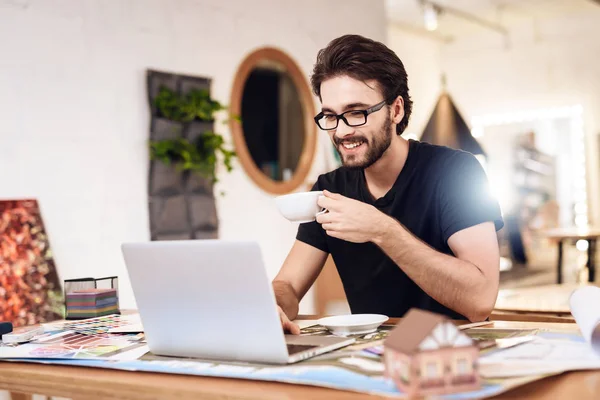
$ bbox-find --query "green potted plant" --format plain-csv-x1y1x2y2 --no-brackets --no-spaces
154,87,226,123
149,133,235,183
149,86,237,185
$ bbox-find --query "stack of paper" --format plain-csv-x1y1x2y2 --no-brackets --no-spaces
66,288,119,319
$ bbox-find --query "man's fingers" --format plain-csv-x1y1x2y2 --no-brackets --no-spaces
316,212,335,224
285,320,301,335
317,196,339,211
278,307,301,335
325,229,343,239
321,223,338,231
282,317,301,335
323,190,342,200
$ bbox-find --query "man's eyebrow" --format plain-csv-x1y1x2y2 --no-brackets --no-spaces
343,102,370,111
321,102,370,113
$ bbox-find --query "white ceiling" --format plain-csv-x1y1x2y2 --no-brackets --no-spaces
386,0,600,40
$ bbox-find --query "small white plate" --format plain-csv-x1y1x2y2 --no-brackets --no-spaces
318,314,389,337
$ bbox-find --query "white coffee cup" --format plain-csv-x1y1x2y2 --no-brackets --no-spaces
275,191,327,223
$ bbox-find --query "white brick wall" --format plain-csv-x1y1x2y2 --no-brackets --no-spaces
387,25,443,136
0,0,387,312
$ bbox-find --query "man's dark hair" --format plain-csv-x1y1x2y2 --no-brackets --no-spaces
311,34,413,135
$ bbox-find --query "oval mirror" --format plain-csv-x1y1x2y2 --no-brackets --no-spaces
230,47,317,194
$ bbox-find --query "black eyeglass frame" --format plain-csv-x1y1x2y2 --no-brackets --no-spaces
313,99,388,131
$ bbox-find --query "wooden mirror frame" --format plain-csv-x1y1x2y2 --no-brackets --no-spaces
229,47,317,195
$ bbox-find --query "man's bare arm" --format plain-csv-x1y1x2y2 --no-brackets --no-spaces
272,240,328,320
373,220,499,322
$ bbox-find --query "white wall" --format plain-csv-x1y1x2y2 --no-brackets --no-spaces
0,0,387,312
439,11,600,227
387,25,443,136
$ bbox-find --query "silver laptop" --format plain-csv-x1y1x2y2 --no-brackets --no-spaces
121,240,354,364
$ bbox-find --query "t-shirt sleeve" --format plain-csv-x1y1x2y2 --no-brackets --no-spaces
438,152,504,244
295,181,329,253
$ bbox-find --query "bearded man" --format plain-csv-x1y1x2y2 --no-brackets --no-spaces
272,34,504,333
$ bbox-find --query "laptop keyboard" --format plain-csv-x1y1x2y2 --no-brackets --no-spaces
286,343,319,356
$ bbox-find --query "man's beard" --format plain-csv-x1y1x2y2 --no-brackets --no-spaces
333,115,393,170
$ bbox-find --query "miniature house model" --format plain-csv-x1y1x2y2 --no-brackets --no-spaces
383,308,480,396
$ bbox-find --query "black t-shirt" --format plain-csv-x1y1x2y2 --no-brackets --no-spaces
296,139,504,319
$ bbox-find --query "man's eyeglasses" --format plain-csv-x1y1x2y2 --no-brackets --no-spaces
314,99,387,131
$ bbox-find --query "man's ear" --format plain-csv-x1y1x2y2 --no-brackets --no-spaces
391,96,405,125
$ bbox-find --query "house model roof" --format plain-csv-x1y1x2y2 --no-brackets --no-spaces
384,308,474,354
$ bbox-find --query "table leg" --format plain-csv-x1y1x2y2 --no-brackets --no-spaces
588,239,597,283
557,240,564,284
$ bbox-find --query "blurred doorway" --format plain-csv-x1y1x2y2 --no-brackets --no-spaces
472,106,588,272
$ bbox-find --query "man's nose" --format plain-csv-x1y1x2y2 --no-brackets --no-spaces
335,118,355,138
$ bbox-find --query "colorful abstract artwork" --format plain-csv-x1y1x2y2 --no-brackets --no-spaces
0,199,63,326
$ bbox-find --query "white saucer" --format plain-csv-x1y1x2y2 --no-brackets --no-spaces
317,314,389,337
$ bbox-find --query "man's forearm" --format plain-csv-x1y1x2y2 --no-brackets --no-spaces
373,218,494,321
273,280,300,320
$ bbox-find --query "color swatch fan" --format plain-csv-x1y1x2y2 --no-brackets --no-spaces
66,289,119,319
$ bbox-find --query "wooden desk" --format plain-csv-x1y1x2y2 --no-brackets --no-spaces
541,227,600,284
0,320,597,399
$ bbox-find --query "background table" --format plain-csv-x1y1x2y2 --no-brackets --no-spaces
541,227,600,284
494,283,596,313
